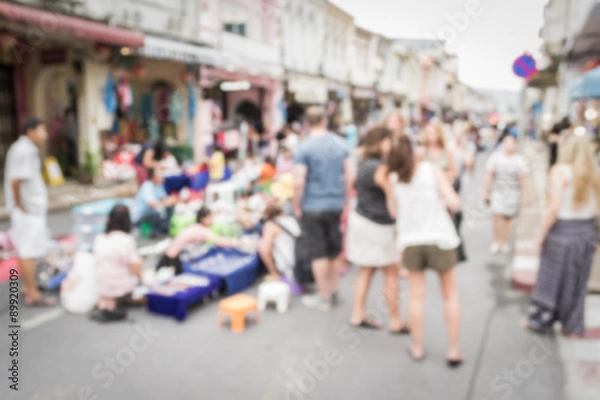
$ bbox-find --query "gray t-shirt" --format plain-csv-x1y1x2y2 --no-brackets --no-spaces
4,136,48,215
294,132,349,212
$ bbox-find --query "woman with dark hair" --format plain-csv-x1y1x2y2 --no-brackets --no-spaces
92,205,142,322
388,135,463,366
156,207,244,274
347,127,408,332
134,140,174,185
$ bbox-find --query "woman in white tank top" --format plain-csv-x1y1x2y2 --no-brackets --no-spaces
387,135,464,366
527,134,600,337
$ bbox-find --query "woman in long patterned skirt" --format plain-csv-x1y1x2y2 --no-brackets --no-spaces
527,133,600,337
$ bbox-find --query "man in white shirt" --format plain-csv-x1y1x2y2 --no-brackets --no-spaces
4,118,53,306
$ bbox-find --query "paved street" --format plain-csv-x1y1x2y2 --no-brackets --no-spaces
0,155,565,400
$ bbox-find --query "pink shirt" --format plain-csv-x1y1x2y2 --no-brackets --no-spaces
166,224,213,258
94,231,141,298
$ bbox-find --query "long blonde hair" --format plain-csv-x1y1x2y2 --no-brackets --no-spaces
558,133,598,209
419,122,446,148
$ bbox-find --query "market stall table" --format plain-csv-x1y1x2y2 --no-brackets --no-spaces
146,274,223,321
183,248,260,295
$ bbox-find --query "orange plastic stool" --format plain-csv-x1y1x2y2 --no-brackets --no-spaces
217,294,260,333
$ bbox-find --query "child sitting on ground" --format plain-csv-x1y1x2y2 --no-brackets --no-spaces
156,207,245,274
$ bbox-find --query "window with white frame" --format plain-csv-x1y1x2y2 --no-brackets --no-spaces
222,1,249,37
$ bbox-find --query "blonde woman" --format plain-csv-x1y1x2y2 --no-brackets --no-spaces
526,133,600,338
418,122,457,183
385,111,407,142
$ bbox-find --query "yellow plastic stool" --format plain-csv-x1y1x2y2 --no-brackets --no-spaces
217,294,260,333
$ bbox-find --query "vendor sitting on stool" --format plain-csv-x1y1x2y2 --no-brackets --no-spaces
258,204,300,281
132,168,177,237
156,207,244,274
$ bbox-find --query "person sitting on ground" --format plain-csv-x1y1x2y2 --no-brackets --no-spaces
92,205,142,322
156,207,245,274
132,168,177,237
258,204,301,281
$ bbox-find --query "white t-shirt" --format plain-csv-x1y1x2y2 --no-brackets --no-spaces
4,136,48,215
285,134,299,152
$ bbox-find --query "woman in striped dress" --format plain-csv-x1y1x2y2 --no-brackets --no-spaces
346,127,408,333
526,133,600,337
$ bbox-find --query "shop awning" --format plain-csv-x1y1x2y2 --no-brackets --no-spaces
567,2,600,61
0,2,144,47
571,66,600,100
137,35,225,67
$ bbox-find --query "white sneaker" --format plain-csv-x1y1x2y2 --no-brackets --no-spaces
302,294,332,312
490,243,500,254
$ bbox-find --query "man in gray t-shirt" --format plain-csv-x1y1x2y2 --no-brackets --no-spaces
293,107,353,312
4,118,53,306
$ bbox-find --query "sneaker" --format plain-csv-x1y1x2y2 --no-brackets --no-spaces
500,245,510,254
331,292,340,306
490,243,500,254
301,294,332,312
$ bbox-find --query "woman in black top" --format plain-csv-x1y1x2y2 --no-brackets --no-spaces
347,127,409,333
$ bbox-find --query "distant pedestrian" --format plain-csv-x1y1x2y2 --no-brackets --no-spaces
385,111,407,144
388,135,463,366
92,205,141,322
134,140,170,186
526,134,599,337
483,133,532,254
293,106,353,312
347,127,408,333
4,117,55,307
418,122,458,184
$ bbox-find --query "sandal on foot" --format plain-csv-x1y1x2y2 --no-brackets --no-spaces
407,346,425,362
25,295,56,307
447,358,464,368
350,319,382,330
390,324,411,335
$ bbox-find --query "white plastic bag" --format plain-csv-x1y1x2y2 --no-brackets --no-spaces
60,252,98,314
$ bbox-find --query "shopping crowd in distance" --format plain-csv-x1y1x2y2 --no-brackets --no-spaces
4,106,600,367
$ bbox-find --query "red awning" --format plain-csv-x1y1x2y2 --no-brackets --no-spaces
0,2,144,47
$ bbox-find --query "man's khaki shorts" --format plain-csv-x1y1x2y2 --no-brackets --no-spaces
402,245,457,273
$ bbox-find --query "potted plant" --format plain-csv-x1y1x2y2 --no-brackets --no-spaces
79,144,101,185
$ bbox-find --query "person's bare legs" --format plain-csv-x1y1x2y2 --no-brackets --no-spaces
439,268,462,361
312,258,332,299
21,258,45,305
350,267,378,326
492,215,503,245
383,264,404,331
330,257,341,295
502,217,514,247
408,270,426,359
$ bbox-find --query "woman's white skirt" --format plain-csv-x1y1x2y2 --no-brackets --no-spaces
346,211,399,267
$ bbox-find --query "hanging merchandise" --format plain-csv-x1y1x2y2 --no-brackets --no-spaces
149,116,160,140
104,71,117,114
169,90,185,123
117,77,134,113
157,88,171,123
141,92,155,124
188,82,197,120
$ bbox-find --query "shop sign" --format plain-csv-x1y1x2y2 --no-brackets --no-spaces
288,75,328,104
352,87,376,99
40,48,67,65
220,81,251,91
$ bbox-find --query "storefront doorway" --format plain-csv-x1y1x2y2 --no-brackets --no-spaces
0,64,17,182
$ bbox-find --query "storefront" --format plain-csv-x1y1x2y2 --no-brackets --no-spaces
200,65,283,160
0,1,144,180
0,46,19,182
351,86,378,134
327,80,352,133
284,72,328,124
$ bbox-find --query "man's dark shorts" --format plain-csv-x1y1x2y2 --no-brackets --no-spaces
300,211,342,261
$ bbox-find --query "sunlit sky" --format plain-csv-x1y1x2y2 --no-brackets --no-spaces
331,0,548,92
